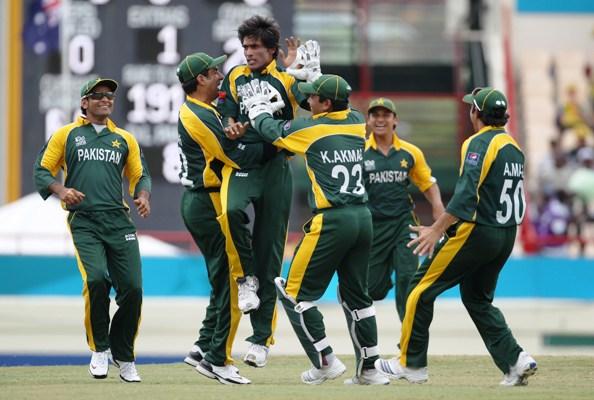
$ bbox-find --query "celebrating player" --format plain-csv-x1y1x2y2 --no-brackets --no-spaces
217,15,319,367
241,74,389,385
175,52,279,384
375,87,538,386
33,78,151,382
364,97,444,321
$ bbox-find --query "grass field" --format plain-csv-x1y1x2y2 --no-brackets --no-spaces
1,355,593,400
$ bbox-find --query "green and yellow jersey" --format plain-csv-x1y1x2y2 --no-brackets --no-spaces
251,109,367,210
219,59,307,145
34,116,151,211
364,133,435,218
178,96,268,190
446,126,525,227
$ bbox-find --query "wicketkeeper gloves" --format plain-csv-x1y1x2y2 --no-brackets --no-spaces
240,80,285,125
286,40,322,83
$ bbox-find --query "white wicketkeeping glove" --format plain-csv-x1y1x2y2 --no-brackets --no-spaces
241,81,273,125
259,82,285,113
286,40,322,83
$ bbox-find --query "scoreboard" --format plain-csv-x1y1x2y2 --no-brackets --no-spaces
21,0,293,230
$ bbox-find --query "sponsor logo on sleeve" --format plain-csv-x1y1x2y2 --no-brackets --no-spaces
465,152,480,166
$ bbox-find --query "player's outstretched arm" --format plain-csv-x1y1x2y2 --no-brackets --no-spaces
422,183,445,221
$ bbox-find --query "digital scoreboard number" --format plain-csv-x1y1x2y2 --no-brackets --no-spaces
22,0,292,229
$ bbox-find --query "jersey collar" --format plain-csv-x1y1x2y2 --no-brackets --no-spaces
186,95,221,118
77,115,117,132
475,125,506,135
367,132,401,151
311,109,351,120
260,59,278,75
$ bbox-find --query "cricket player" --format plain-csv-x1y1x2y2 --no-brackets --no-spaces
218,15,320,367
33,78,151,382
175,52,277,384
364,97,444,321
375,87,538,386
240,74,389,385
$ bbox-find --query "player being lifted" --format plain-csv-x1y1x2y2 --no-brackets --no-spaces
218,15,321,367
240,74,389,385
375,87,537,386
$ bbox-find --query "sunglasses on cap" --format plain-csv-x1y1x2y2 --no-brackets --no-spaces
86,91,116,100
471,87,483,111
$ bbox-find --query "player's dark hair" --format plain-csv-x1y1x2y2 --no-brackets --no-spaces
238,15,280,58
319,95,349,111
479,108,509,126
182,78,198,95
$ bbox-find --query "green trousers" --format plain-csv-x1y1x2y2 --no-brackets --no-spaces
279,206,379,370
181,189,241,366
368,212,419,321
400,222,523,372
68,209,142,362
219,152,293,347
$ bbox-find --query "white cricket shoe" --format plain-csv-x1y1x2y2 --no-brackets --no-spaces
344,368,390,385
374,358,428,383
301,357,346,385
237,276,260,313
88,351,109,379
112,359,141,383
243,343,269,368
196,360,251,385
500,351,537,386
183,344,205,367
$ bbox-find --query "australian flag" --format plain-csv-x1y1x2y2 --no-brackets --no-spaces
23,0,61,55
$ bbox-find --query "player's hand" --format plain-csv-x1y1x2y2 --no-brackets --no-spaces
278,36,300,68
134,191,151,218
407,224,442,258
57,187,85,206
224,121,249,140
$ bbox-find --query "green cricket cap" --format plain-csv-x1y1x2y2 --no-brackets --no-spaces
462,87,508,114
298,74,352,101
367,97,397,115
80,78,118,98
176,52,227,83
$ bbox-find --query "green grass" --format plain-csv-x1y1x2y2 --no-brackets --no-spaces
1,356,593,400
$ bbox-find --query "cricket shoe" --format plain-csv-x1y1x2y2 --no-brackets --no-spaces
110,357,141,383
374,358,428,383
344,368,390,385
237,276,260,313
500,351,537,386
183,344,205,367
301,357,346,385
196,360,251,385
88,350,109,379
243,343,269,368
